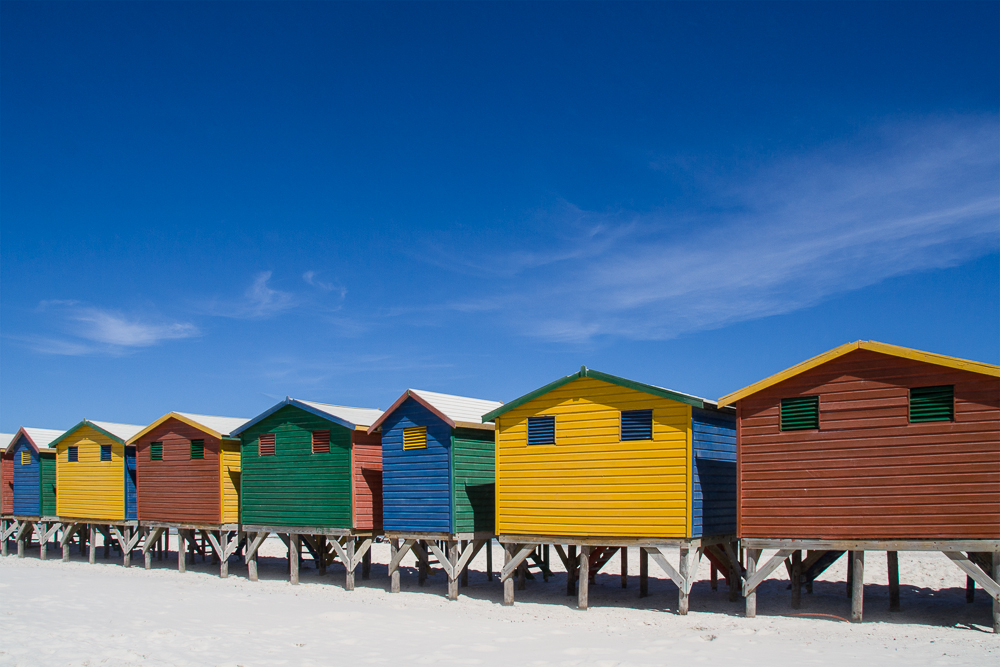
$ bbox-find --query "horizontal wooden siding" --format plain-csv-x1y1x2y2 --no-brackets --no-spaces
11,436,41,516
40,455,57,517
452,428,495,534
135,419,220,523
691,407,737,537
352,430,382,531
55,425,125,521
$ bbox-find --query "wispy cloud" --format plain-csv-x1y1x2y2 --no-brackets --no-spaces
22,304,200,356
201,271,298,319
415,116,1000,342
302,270,346,297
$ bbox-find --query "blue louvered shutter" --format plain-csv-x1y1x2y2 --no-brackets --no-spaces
100,445,112,461
621,409,653,441
527,416,555,445
68,446,78,462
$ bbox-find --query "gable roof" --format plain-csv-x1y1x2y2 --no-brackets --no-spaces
482,366,720,422
231,397,383,436
9,427,66,453
49,420,146,448
127,412,251,444
367,389,503,434
718,340,1000,407
0,432,16,452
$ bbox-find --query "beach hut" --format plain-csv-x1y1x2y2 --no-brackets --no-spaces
717,340,1000,631
49,420,145,566
483,367,739,611
0,432,16,555
367,389,502,600
127,412,248,576
232,398,384,589
5,428,63,559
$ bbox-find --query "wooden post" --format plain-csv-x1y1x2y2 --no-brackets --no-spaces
517,560,526,591
711,562,718,590
88,525,96,564
578,546,591,610
362,546,371,580
447,541,459,601
39,524,48,561
220,532,229,579
345,538,356,591
567,545,577,596
745,548,760,618
966,576,975,603
145,543,153,569
123,528,132,567
791,550,802,609
460,540,469,587
178,530,187,573
850,550,864,623
887,551,900,611
544,544,550,581
639,547,648,598
317,536,327,576
62,531,70,562
158,532,164,561
486,538,492,581
17,529,24,558
846,553,853,597
289,534,300,585
390,539,400,593
678,546,690,615
418,540,428,587
621,547,628,588
992,551,999,634
503,542,514,606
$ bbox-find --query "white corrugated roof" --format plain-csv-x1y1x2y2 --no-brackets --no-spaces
175,413,249,438
410,389,503,423
22,428,65,449
0,433,15,450
89,421,145,442
296,400,384,429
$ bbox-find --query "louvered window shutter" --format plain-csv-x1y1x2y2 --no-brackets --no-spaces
527,416,556,445
909,385,954,422
21,451,30,465
620,410,653,441
100,445,112,461
68,446,78,462
780,396,819,431
190,439,205,459
150,442,163,461
312,430,331,454
258,433,276,456
403,426,427,450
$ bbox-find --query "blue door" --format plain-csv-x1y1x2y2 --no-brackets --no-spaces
124,446,137,520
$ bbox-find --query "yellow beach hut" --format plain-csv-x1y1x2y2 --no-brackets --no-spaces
50,420,144,565
483,367,741,612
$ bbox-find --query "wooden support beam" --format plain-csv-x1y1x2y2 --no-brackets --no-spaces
943,551,1000,601
415,541,429,586
389,539,403,593
503,543,514,606
639,547,648,598
621,547,628,588
566,545,577,596
362,545,371,580
678,546,691,615
743,549,795,596
447,541,459,601
60,523,81,562
791,550,802,609
142,527,165,569
289,534,300,585
345,538,356,591
178,530,188,573
745,548,760,617
888,551,900,611
486,538,493,581
724,541,742,602
88,525,96,564
643,547,682,590
850,551,865,622
499,543,535,581
246,531,268,582
577,546,591,610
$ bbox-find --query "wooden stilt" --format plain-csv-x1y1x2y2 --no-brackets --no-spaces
745,548,760,618
447,541,459,601
289,533,300,585
621,547,628,588
888,551,900,611
88,525,96,564
460,539,469,587
362,546,371,580
390,539,400,593
791,550,802,609
967,576,975,603
219,532,230,578
486,538,493,581
178,530,187,573
418,541,429,587
567,545,577,596
62,533,70,561
578,546,591,610
640,547,649,598
846,553,853,597
39,524,48,560
503,542,514,606
517,559,526,591
345,538,356,591
993,551,999,634
850,550,864,623
678,546,690,615
711,562,718,590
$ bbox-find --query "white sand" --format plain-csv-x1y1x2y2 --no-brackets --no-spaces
1,535,996,666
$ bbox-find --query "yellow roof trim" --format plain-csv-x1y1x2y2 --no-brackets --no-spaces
718,340,999,406
126,412,223,444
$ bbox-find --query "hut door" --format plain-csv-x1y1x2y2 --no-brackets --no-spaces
124,446,137,520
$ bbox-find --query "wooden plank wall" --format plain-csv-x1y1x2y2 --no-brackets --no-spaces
0,451,12,514
738,349,1000,539
239,405,352,528
135,419,221,524
11,435,41,515
220,440,241,524
495,377,690,538
55,425,125,521
40,454,56,516
691,407,737,537
381,397,452,533
452,428,495,533
352,430,382,530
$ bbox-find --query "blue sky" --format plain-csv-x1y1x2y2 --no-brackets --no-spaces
2,1,998,432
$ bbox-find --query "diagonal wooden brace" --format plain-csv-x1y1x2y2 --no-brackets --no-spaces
59,523,82,548
388,539,417,573
352,538,373,569
723,542,744,582
426,543,455,579
328,536,349,566
15,521,33,542
743,549,795,596
553,544,574,571
37,522,62,544
643,547,683,589
141,527,165,554
245,531,269,559
944,551,1000,602
500,544,536,582
2,520,20,541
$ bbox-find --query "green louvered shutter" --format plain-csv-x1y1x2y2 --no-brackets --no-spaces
150,442,163,461
780,396,819,431
190,439,205,459
909,386,954,422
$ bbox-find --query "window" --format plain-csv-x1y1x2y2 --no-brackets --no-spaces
403,426,427,450
527,416,556,445
909,385,954,422
68,446,78,462
620,410,653,441
21,451,31,465
190,439,205,459
780,396,819,431
312,430,331,454
258,433,275,456
100,444,112,461
150,442,163,461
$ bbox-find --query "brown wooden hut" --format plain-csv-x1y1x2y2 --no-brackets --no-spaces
718,340,1000,631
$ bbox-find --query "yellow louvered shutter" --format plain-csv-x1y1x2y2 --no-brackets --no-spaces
403,426,427,450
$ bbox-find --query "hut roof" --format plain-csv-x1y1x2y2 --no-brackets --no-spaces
482,367,719,423
367,389,502,433
9,427,65,453
718,340,1000,407
50,420,145,447
232,397,383,436
128,412,250,444
0,432,16,452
